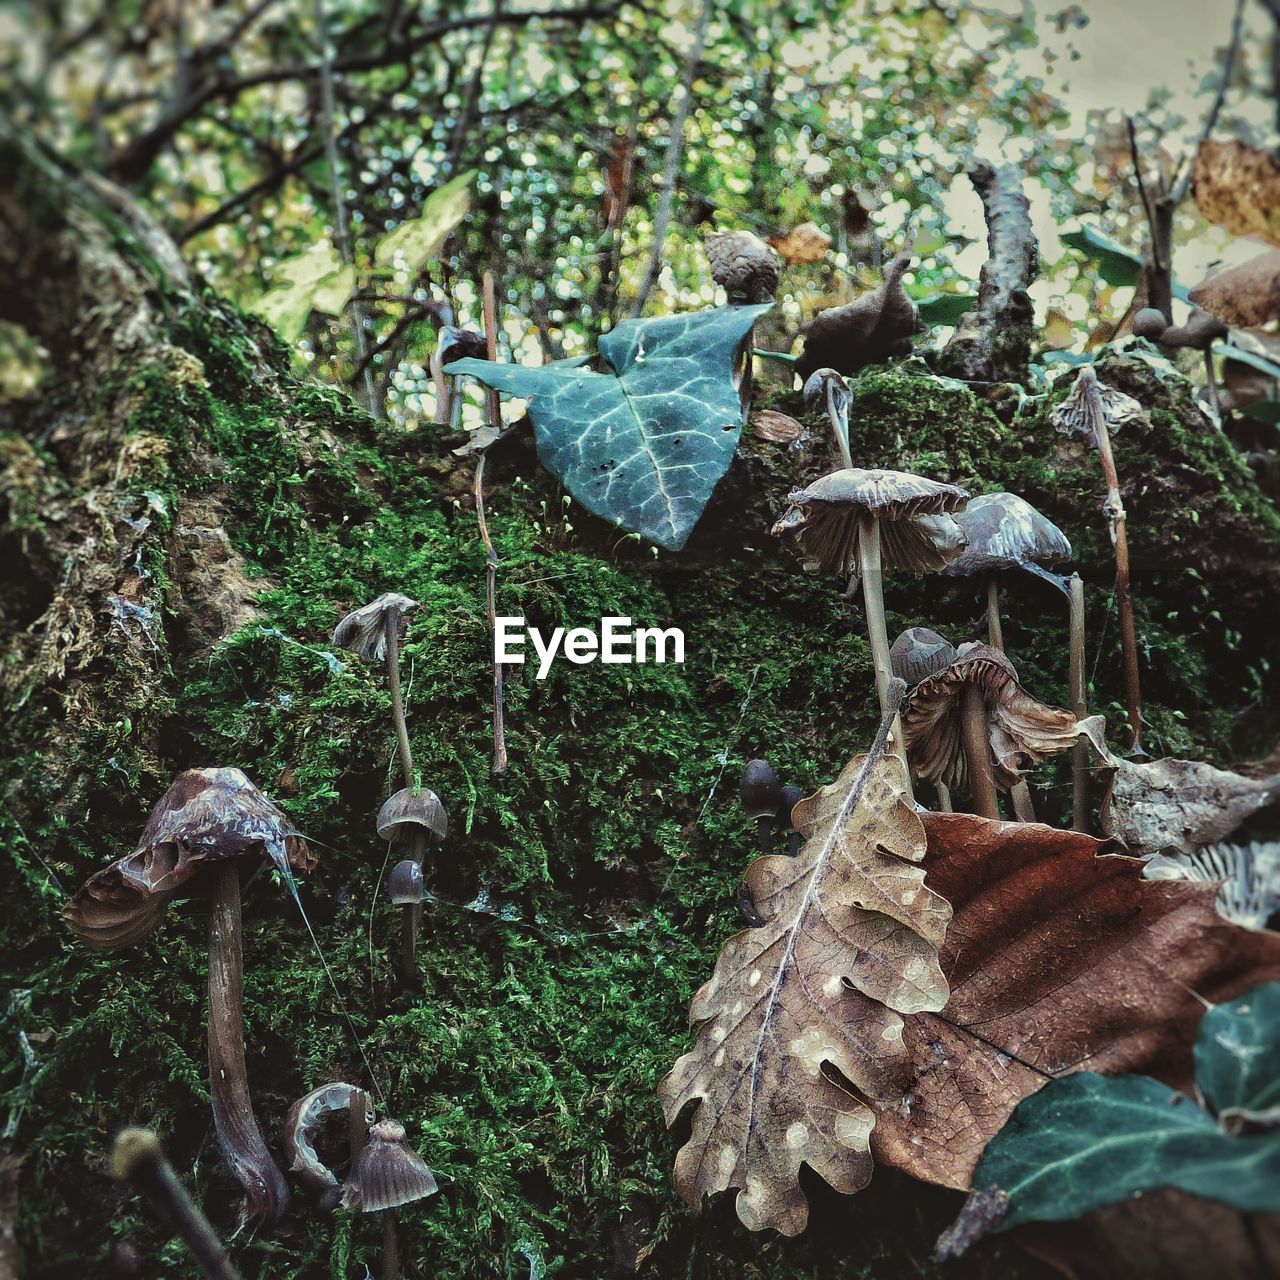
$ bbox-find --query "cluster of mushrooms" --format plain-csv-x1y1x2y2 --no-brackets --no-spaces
64,589,453,1277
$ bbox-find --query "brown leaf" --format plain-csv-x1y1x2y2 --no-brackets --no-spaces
750,409,804,444
1193,139,1280,246
1096,756,1280,855
767,221,832,265
1188,250,1280,327
868,814,1280,1191
658,751,951,1236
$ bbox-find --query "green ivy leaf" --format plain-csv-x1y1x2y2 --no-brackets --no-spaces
448,304,770,550
916,291,976,326
374,171,475,270
975,984,1280,1228
251,240,353,340
1061,226,1144,288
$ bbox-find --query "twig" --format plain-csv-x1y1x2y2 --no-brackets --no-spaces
1125,116,1159,266
478,271,508,776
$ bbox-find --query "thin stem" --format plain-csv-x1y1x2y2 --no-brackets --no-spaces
936,781,953,813
348,1088,368,1162
1204,348,1221,418
1009,782,1036,823
479,271,508,776
207,863,289,1230
1093,414,1144,753
111,1129,242,1280
753,816,774,856
856,517,909,787
383,610,414,790
984,577,1004,651
827,382,852,469
383,1210,400,1280
959,684,1000,819
1069,573,1090,832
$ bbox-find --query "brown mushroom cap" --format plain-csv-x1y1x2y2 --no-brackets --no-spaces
65,768,315,951
284,1083,373,1193
941,491,1071,578
802,367,850,414
704,230,781,304
889,627,957,688
901,643,1107,790
387,859,425,905
771,468,970,576
376,786,447,843
331,592,419,664
341,1119,438,1213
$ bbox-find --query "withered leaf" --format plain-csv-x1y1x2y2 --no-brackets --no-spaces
1193,140,1280,247
1188,251,1280,328
658,750,951,1236
750,409,804,444
868,815,1280,1192
768,221,832,265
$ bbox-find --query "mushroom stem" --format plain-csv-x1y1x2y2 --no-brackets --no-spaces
1092,412,1144,754
936,782,953,813
753,816,774,857
1203,348,1221,419
827,381,853,469
984,577,1004,651
382,1211,401,1280
207,862,289,1231
959,684,1000,819
856,517,909,786
111,1128,242,1280
348,1088,369,1164
1069,573,1090,832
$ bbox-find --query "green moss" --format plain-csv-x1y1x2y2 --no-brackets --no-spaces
3,321,1277,1278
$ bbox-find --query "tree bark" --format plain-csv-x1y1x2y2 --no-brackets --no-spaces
939,161,1039,384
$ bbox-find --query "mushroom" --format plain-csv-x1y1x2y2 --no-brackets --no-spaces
1143,841,1280,931
778,784,804,856
795,252,921,380
376,787,446,977
343,1119,438,1280
1052,367,1147,754
739,758,782,855
111,1127,242,1280
334,593,444,977
803,367,853,469
900,643,1112,819
704,230,781,304
430,325,487,427
67,770,314,1230
283,1082,374,1199
890,626,959,812
387,860,425,906
941,491,1073,821
1132,306,1228,415
772,468,969,772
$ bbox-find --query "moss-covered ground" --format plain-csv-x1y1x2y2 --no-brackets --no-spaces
2,283,1278,1279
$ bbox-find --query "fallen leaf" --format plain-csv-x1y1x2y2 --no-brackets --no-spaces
750,409,804,444
1193,140,1280,246
867,814,1280,1192
658,749,951,1236
768,221,832,265
1188,251,1280,327
1097,756,1280,855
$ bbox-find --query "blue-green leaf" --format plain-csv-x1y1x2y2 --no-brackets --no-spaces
1196,984,1280,1118
448,305,770,550
1062,226,1144,288
916,292,976,326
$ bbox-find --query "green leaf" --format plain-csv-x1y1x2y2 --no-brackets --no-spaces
1196,984,1280,1117
374,171,475,270
448,305,770,550
1061,226,1143,287
250,240,353,341
916,292,976,326
976,983,1280,1228
1221,344,1280,381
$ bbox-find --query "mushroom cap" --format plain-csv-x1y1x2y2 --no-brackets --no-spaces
772,468,969,577
376,786,448,843
436,325,488,366
704,230,781,304
1132,308,1169,340
740,759,782,820
778,784,805,831
284,1082,373,1193
941,492,1071,578
901,644,1089,791
341,1119,438,1213
331,592,419,664
889,627,957,687
802,367,850,414
65,768,315,951
387,859,425,905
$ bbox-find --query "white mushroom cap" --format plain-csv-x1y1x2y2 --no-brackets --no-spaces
941,492,1071,578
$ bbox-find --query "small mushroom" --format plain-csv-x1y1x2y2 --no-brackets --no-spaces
778,784,804,856
891,626,959,813
67,770,314,1230
1143,841,1280,931
796,252,921,381
283,1082,374,1197
740,758,782,855
803,368,854,469
111,1128,241,1280
387,860,425,906
900,643,1112,819
773,468,969,776
1133,306,1228,415
430,325,487,427
704,230,781,304
343,1119,438,1280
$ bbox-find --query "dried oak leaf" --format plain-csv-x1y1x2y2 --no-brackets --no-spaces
1096,756,1280,855
1193,140,1280,247
868,815,1280,1192
768,221,832,265
658,750,951,1236
750,409,804,444
1188,251,1280,328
